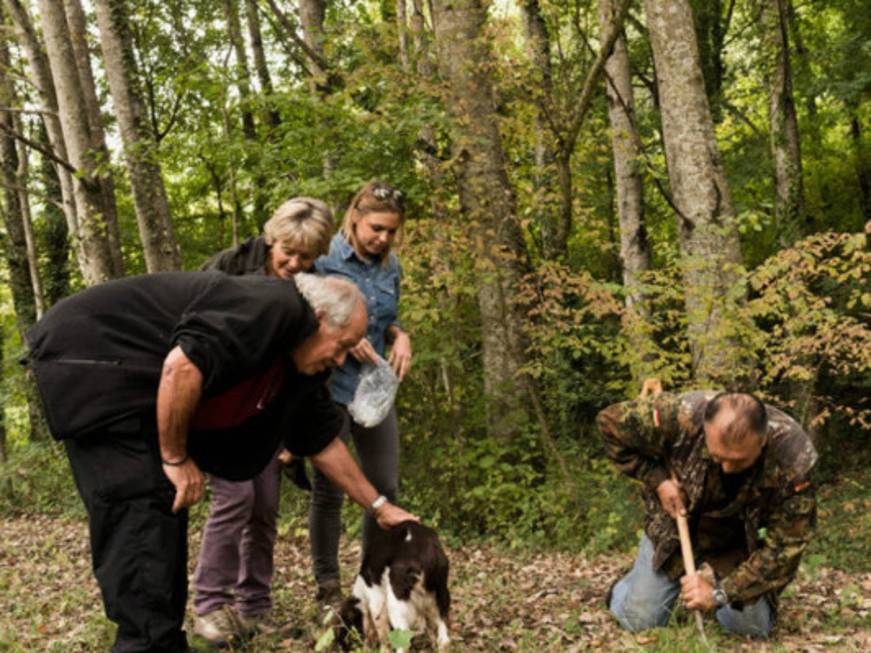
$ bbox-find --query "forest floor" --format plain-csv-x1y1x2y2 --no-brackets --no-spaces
1,473,868,653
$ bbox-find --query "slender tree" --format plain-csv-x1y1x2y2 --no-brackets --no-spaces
519,0,559,254
223,0,256,140
597,0,654,382
298,0,327,82
762,0,804,242
0,29,49,441
430,0,533,443
36,122,70,306
244,0,280,128
3,0,78,253
63,0,124,275
519,0,632,258
93,0,181,272
36,0,119,284
645,0,748,383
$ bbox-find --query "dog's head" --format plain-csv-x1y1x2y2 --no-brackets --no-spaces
334,596,364,651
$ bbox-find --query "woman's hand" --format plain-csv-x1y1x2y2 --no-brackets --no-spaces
349,337,378,364
388,330,412,381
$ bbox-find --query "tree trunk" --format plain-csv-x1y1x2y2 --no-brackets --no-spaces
688,0,727,122
224,0,256,140
244,0,280,128
598,0,650,307
762,0,804,242
519,0,559,256
3,0,78,255
546,0,631,258
36,122,70,306
430,0,532,442
63,0,124,276
598,0,654,383
850,108,871,222
93,0,181,272
396,0,410,70
15,126,45,319
37,0,118,284
0,35,50,442
645,0,748,384
298,0,327,81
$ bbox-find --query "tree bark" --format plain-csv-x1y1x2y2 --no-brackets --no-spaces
93,0,181,272
298,0,327,81
3,0,78,255
36,0,118,284
762,0,804,242
36,121,70,306
519,0,559,255
63,0,124,276
598,0,650,305
244,0,280,128
850,109,871,222
0,32,50,441
539,0,631,258
223,0,256,140
15,126,45,318
396,0,410,70
688,0,728,122
430,0,532,443
645,0,748,384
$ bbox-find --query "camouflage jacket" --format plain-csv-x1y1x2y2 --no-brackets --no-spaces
597,391,818,607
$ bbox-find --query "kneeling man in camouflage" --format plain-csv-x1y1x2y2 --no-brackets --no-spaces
598,391,817,637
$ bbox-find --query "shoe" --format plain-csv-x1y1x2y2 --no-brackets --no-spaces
315,578,344,611
192,605,241,646
237,610,279,635
237,611,305,639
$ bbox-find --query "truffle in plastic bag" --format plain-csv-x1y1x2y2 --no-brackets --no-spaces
347,355,399,427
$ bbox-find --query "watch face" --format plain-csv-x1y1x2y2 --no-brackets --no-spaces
713,588,728,607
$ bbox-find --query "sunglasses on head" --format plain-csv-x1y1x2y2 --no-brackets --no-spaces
371,185,403,202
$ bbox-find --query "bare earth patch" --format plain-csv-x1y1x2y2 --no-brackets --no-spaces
0,516,868,652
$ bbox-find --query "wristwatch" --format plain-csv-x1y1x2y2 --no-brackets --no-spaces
369,494,388,514
712,583,729,608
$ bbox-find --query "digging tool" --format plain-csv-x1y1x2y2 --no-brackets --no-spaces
638,380,708,643
672,472,708,644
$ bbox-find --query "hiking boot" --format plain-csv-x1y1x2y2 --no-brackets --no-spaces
315,578,344,611
192,605,241,647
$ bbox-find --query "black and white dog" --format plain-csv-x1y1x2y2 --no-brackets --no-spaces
338,521,450,652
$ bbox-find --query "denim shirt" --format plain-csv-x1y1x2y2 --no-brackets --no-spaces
315,233,401,405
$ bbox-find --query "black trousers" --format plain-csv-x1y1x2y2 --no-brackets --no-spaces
65,420,189,653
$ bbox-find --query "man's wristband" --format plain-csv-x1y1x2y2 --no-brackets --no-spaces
161,454,189,466
369,494,388,514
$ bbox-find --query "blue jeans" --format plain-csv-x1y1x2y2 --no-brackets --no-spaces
609,535,773,637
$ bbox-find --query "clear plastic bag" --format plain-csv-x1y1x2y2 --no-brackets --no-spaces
347,354,399,427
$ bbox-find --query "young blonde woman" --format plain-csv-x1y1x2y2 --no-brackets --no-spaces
309,181,412,605
192,198,334,644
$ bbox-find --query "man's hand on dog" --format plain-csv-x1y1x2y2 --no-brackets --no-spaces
374,502,419,529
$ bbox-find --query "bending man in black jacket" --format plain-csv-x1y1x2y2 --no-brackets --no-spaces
26,271,416,653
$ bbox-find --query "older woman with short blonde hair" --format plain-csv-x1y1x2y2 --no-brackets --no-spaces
191,197,334,645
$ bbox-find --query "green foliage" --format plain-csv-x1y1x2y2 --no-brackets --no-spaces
0,440,84,518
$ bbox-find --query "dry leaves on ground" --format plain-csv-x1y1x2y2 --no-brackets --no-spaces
0,516,868,652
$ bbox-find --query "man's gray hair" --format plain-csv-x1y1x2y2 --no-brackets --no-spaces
294,273,364,329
